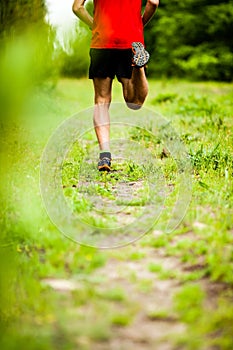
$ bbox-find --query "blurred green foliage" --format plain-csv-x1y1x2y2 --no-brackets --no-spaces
0,0,46,36
0,0,58,343
145,0,233,80
59,1,93,78
0,0,58,125
59,26,92,78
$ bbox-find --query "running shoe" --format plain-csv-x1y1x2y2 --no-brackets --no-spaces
132,42,150,67
98,157,111,172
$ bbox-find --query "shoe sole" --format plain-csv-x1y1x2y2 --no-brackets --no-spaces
98,164,111,172
132,42,150,67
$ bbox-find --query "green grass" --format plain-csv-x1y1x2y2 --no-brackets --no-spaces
1,78,233,349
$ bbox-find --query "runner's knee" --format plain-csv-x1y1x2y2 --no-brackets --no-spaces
95,95,112,105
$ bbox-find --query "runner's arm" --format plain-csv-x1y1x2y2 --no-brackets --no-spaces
72,0,93,29
142,0,159,26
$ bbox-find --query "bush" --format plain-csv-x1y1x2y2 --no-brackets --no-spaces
145,0,233,81
60,27,91,78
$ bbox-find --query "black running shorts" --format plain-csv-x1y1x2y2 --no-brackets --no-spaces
89,48,133,80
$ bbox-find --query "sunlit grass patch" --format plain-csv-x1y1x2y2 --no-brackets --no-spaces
1,76,233,350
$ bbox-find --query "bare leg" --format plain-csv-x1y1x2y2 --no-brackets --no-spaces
119,67,148,109
93,77,113,151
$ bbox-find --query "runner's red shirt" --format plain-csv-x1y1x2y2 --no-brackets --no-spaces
91,0,144,49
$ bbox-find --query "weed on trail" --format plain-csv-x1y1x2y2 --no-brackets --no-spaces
1,79,233,349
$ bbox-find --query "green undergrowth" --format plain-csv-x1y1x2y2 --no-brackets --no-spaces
1,79,233,349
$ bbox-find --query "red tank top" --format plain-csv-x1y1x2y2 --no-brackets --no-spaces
91,0,144,49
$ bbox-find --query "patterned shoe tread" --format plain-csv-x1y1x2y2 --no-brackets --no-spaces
132,42,150,67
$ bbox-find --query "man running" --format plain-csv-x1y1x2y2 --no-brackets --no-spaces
72,0,159,171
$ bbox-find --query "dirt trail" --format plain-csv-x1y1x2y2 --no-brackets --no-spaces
92,246,186,350
43,225,229,350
